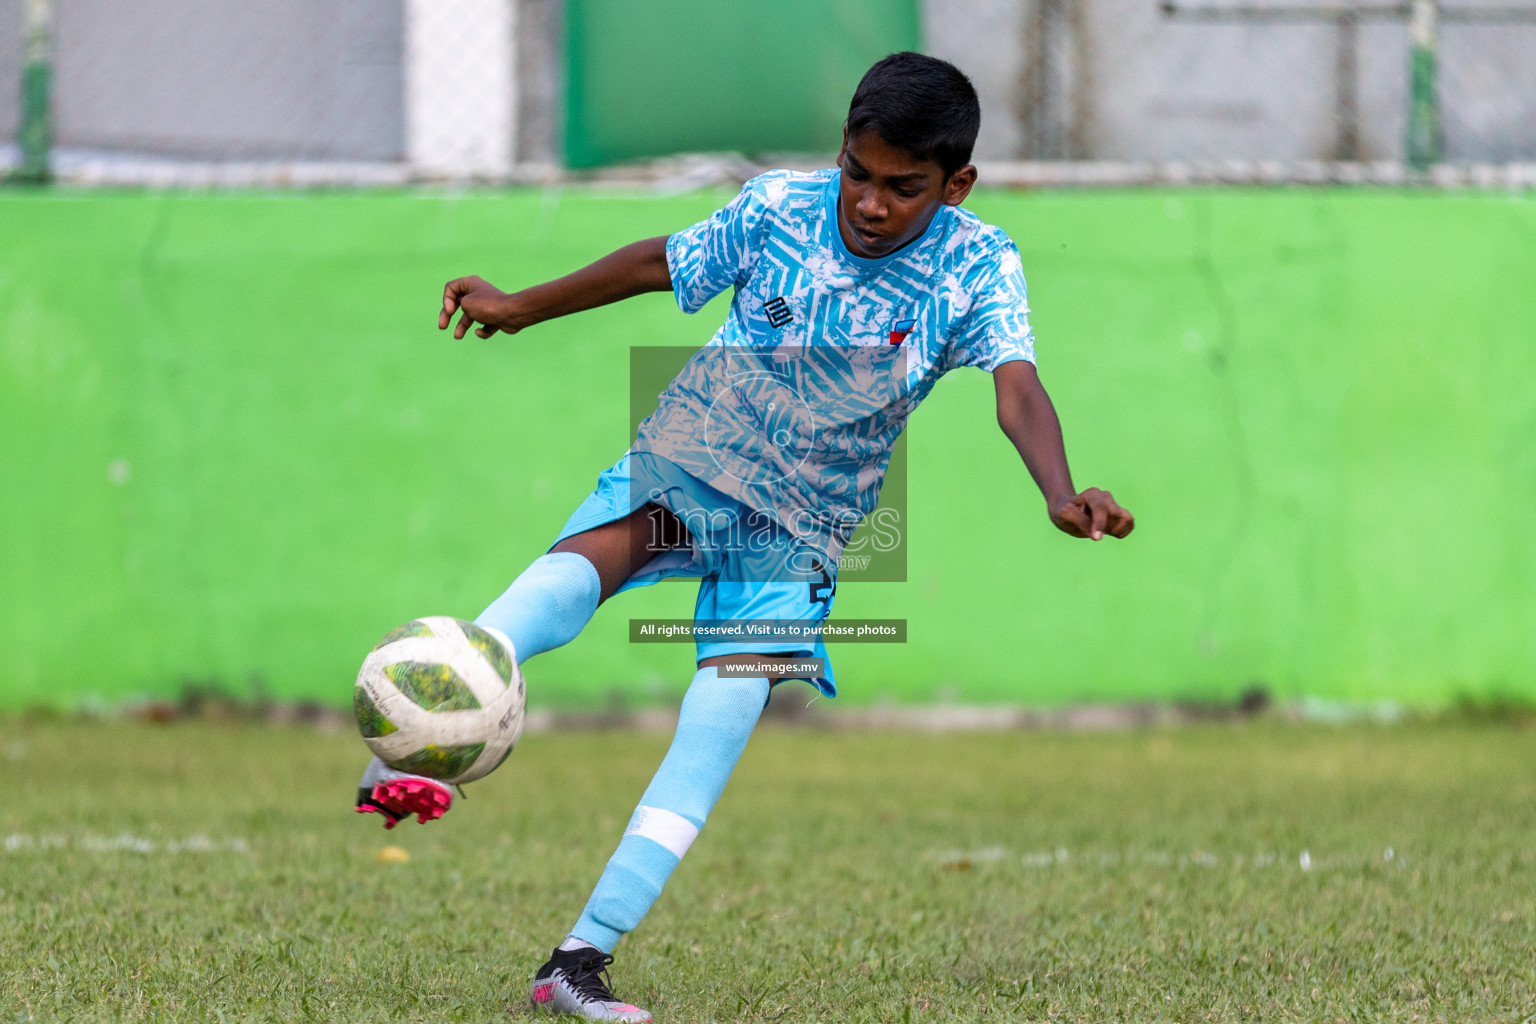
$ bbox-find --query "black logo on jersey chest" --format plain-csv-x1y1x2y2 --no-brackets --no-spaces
764,296,794,328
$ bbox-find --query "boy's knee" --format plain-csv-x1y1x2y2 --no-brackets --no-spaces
523,552,601,619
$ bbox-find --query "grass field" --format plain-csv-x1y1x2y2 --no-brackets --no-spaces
4,714,1535,1022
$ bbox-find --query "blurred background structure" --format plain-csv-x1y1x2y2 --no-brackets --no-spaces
3,0,1536,183
2,0,1534,712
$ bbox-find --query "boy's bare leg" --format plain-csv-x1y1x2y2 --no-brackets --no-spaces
551,503,688,603
555,508,807,680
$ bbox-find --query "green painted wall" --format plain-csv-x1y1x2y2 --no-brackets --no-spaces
564,0,919,168
2,190,1533,709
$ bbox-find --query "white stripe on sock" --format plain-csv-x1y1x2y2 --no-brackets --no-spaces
625,805,699,859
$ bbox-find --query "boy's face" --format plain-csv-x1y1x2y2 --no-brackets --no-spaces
835,128,976,260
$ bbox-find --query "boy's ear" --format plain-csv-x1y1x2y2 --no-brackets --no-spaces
943,164,977,206
836,126,849,166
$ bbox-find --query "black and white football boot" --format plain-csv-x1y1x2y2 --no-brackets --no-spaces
530,946,652,1022
354,755,453,829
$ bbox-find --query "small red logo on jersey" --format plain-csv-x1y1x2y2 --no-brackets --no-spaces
888,318,916,345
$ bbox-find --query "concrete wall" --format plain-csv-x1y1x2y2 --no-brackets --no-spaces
0,0,19,146
1439,21,1536,163
1090,0,1535,163
404,0,514,174
51,0,405,160
1085,11,1341,161
1357,22,1412,161
515,0,562,166
921,0,1025,160
5,0,1533,164
923,0,1536,162
2,0,557,166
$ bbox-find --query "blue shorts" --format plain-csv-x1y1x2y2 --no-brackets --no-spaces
553,451,838,697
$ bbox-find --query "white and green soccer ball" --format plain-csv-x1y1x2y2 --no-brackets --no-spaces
353,616,526,785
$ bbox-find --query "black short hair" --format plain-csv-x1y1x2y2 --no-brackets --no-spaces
845,52,980,177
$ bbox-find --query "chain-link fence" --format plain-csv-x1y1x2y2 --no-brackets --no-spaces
3,0,1534,186
3,0,398,183
927,0,1536,179
1128,0,1536,165
0,0,562,185
1,0,28,175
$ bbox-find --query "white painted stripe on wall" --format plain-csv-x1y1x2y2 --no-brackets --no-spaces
404,0,516,174
626,806,700,859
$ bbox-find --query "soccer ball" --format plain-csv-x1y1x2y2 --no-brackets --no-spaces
353,616,526,784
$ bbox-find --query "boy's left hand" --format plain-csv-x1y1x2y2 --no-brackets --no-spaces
1050,489,1134,541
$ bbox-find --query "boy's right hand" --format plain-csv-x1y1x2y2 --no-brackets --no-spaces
441,276,517,339
437,238,671,343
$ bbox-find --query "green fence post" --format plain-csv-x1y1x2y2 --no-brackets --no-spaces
1405,0,1440,172
15,0,54,184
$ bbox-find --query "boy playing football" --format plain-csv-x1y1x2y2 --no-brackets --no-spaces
356,52,1133,1021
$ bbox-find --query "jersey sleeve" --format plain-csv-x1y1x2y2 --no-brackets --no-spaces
946,240,1037,372
665,176,774,314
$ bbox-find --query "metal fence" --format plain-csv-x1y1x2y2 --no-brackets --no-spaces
0,0,560,185
3,0,1535,185
936,0,1536,165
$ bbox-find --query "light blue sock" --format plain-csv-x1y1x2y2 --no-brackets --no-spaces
474,552,601,664
571,667,770,952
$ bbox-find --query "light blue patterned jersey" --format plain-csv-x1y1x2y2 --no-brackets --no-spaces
634,168,1036,563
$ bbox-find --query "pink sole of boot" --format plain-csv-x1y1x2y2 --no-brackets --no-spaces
359,778,452,828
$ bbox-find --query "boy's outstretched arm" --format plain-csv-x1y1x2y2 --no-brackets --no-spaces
993,360,1134,541
438,236,673,340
